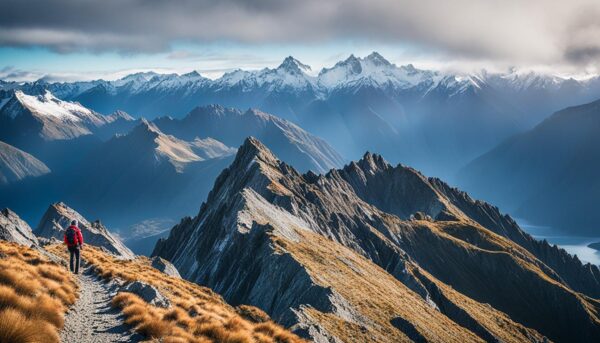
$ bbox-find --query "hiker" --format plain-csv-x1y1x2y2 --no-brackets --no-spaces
64,220,84,274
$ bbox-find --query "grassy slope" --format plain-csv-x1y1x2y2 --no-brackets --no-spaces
274,229,547,343
47,244,304,343
0,241,78,343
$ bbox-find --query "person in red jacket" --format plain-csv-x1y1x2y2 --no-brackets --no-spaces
64,219,84,274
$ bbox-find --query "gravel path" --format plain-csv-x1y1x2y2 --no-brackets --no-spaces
60,265,142,343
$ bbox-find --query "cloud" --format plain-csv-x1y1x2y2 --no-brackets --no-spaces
167,50,200,60
0,67,43,82
1,0,599,68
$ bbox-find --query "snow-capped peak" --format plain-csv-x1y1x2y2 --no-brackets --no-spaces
215,56,316,91
113,72,161,91
12,90,92,122
120,71,159,83
317,53,435,90
182,70,202,78
364,52,392,67
494,70,565,91
277,56,312,74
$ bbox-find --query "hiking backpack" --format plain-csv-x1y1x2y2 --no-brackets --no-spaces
66,227,77,245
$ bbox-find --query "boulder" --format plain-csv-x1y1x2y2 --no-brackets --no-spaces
121,281,170,308
150,256,181,278
411,211,432,221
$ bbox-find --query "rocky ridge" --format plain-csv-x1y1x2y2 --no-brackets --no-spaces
0,208,39,247
154,138,600,342
35,202,134,259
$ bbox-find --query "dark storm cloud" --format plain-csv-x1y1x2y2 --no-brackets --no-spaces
1,0,599,66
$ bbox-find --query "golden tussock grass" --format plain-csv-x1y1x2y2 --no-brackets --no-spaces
274,229,549,343
47,244,304,343
0,241,78,343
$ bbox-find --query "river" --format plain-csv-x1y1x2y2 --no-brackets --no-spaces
517,219,600,266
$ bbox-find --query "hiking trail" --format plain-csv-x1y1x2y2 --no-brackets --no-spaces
59,264,141,343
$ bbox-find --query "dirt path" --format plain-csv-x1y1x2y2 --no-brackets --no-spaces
60,265,142,343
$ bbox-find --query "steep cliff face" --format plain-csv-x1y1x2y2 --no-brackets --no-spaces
0,208,39,247
154,138,600,342
35,202,134,259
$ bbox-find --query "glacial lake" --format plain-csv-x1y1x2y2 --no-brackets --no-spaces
517,219,600,266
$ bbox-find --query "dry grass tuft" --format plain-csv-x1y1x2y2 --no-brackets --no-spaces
0,241,78,343
236,305,271,324
0,308,58,343
48,244,304,342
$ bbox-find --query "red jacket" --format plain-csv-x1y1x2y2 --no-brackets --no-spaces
64,225,84,247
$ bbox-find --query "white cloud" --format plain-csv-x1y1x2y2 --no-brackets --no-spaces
1,0,599,70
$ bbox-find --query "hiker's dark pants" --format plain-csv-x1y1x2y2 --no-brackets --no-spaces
68,246,80,274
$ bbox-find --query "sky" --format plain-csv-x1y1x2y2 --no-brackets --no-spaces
1,0,600,81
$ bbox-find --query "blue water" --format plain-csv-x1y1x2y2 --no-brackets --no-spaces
517,219,600,266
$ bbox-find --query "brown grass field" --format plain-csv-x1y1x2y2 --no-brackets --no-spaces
46,244,304,343
0,241,79,343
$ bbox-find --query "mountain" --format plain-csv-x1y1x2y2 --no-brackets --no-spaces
0,90,110,143
93,110,138,140
0,102,342,248
0,140,50,185
458,98,600,235
482,69,600,126
0,208,39,247
0,90,135,171
62,120,235,227
35,202,134,259
317,52,436,90
154,138,600,342
153,104,345,173
7,53,598,179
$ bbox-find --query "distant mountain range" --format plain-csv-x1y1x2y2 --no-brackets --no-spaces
458,98,600,235
0,94,344,251
0,90,134,145
4,52,600,178
153,104,344,174
2,52,600,244
154,137,600,342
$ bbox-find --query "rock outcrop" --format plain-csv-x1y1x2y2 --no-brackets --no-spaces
35,202,134,259
120,280,170,308
0,208,39,247
150,256,181,278
154,137,600,342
